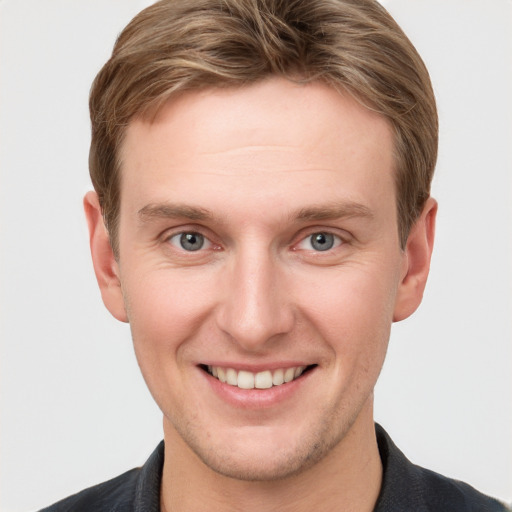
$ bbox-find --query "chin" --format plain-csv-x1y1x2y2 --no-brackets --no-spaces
198,440,329,482
177,417,351,482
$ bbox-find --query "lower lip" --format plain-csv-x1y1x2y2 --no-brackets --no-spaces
202,367,315,409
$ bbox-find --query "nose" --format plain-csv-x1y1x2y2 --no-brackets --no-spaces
215,248,294,351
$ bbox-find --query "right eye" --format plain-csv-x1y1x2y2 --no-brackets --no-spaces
167,232,212,252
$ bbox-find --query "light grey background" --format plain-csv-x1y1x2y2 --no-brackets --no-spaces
1,1,511,510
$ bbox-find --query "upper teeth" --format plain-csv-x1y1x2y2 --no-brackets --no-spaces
207,366,306,389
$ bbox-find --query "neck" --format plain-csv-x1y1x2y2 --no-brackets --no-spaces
160,403,382,512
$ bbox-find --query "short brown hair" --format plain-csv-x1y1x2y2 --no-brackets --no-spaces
89,0,438,254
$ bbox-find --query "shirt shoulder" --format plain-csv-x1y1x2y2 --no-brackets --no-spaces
38,441,164,512
375,424,510,512
38,468,140,512
412,464,510,512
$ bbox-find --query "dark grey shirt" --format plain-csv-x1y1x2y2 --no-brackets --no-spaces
40,424,509,511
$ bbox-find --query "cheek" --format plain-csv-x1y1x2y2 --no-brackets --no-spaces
294,265,397,363
123,270,219,415
123,269,217,361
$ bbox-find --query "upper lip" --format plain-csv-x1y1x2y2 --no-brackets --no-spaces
199,362,315,372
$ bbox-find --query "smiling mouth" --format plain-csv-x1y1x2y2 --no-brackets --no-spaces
201,365,316,390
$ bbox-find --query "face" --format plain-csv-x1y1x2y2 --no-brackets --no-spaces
89,78,430,481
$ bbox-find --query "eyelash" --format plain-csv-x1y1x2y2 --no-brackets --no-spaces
294,232,343,252
164,229,345,254
167,232,213,252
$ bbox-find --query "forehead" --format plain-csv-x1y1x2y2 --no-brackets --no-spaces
119,78,395,222
126,79,391,162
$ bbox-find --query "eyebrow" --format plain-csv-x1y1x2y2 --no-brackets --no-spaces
137,203,214,223
295,202,374,222
137,200,374,224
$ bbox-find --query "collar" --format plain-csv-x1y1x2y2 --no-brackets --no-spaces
133,424,506,512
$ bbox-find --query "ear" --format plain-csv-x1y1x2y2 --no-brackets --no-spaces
393,197,437,322
84,191,128,323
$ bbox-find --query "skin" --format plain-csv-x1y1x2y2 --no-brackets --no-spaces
85,78,436,511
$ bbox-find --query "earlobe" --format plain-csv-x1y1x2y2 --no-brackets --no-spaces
393,197,437,322
84,191,128,323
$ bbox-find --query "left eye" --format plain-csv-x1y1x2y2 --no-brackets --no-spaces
168,232,212,252
297,232,342,252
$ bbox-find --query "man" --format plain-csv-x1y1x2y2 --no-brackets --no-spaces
40,0,509,510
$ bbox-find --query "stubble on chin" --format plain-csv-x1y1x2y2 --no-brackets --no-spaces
165,400,363,483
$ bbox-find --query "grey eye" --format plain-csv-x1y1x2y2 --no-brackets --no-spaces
178,232,205,251
310,232,335,251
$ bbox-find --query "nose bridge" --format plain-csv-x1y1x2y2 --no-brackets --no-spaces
216,243,293,350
